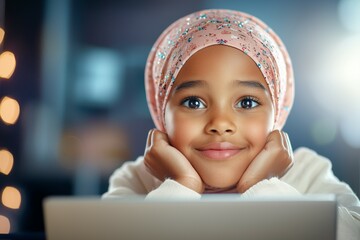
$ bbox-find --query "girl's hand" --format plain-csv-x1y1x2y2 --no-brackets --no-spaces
144,129,204,193
237,130,294,193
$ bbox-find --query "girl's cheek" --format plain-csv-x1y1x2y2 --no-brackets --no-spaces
171,115,197,141
165,111,201,151
164,105,177,136
245,117,272,147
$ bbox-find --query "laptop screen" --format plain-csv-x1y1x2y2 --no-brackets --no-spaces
44,195,337,240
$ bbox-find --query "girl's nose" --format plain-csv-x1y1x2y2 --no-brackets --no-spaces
204,109,237,135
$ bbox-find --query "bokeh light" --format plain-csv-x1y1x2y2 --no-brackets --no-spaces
340,111,360,148
0,149,14,175
0,96,20,125
1,186,21,209
0,26,18,234
0,215,10,234
0,28,4,44
311,118,337,146
312,35,360,147
338,0,360,33
0,51,16,79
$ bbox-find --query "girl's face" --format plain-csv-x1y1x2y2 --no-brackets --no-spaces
164,45,275,189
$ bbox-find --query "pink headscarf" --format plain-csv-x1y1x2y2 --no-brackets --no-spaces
145,9,294,131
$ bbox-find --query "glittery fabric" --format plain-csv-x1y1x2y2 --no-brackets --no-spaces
145,9,294,131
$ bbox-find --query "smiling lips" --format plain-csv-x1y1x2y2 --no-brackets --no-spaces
196,142,242,160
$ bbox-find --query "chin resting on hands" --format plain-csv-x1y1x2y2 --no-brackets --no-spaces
143,129,204,193
237,130,294,193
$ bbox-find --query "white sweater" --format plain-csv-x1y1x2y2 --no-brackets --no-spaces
103,147,360,239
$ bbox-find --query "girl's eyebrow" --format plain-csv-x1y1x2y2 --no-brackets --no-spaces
174,79,267,92
174,80,207,92
234,80,267,91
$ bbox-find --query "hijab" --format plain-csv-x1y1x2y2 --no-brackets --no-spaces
145,9,294,131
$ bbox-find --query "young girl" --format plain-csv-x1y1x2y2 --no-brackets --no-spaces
103,9,360,238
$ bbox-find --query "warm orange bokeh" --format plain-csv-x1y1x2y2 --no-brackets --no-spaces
0,149,14,175
0,215,10,234
0,26,18,235
0,96,20,125
0,28,4,44
0,51,16,79
1,186,21,209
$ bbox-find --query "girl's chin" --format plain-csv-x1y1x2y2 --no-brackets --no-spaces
197,168,243,190
203,178,239,192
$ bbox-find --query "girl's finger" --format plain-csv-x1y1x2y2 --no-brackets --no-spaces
280,131,288,150
146,129,155,148
152,129,169,145
286,133,293,153
284,132,294,162
266,130,284,149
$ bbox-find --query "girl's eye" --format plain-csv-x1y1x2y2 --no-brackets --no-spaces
236,97,259,109
181,97,206,109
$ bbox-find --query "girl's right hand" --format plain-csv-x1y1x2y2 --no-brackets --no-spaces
144,129,204,193
236,130,293,193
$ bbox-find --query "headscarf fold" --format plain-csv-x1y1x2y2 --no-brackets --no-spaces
145,9,294,131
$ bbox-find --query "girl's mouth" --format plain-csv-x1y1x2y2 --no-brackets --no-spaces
196,142,243,160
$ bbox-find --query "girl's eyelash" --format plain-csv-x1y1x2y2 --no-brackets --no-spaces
239,96,260,103
180,95,203,104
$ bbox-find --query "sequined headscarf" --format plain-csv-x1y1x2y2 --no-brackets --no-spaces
145,9,294,131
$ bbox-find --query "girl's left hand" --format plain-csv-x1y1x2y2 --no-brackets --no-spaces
236,130,294,193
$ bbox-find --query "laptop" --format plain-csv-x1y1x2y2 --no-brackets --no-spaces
43,195,337,240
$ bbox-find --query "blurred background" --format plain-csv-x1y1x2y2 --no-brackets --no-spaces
0,0,359,234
